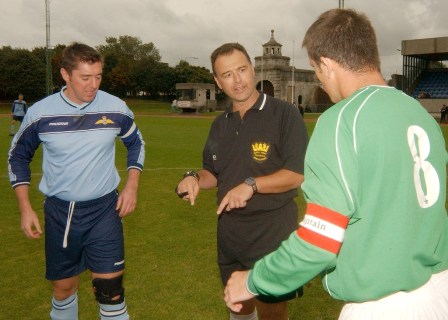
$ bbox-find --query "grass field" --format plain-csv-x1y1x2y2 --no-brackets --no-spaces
0,100,445,319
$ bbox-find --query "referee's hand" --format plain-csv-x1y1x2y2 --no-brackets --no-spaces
176,176,200,206
217,183,253,215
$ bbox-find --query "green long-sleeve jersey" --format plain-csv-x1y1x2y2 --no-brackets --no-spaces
248,86,448,302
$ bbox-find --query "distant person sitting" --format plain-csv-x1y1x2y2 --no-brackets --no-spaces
441,104,447,123
418,91,432,99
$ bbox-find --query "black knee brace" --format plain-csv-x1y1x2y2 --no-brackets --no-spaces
92,274,125,305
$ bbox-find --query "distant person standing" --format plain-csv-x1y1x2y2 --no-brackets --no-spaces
171,99,178,112
440,104,447,123
10,94,27,136
298,104,304,118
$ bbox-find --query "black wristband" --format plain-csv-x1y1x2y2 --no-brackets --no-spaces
174,186,188,198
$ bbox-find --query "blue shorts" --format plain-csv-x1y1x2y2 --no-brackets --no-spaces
44,191,125,281
12,115,24,122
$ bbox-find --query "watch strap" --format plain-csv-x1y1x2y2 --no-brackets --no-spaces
244,177,258,194
183,170,200,181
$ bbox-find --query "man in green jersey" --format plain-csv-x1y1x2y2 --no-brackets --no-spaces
224,8,448,319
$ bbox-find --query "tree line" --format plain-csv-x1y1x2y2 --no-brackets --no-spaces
0,35,214,102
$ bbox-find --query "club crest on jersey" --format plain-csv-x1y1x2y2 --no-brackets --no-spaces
251,142,270,162
95,115,114,125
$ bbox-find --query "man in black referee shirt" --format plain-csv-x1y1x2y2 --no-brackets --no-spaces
175,42,308,320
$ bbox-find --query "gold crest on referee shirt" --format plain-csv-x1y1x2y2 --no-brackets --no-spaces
251,142,270,162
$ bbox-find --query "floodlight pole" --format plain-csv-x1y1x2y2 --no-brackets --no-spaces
292,40,295,104
45,0,53,96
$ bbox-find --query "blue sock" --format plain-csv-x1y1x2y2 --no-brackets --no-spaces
99,300,129,320
50,292,78,320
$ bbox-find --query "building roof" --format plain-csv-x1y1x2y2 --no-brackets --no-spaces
401,37,448,61
263,30,282,47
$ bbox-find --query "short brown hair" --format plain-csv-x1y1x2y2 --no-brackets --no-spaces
302,9,380,73
61,42,103,74
210,43,252,75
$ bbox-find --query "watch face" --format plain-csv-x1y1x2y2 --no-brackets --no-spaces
245,177,257,193
245,177,255,186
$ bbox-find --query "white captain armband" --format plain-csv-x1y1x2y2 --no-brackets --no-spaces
297,203,349,254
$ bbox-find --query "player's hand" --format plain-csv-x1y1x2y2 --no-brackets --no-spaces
175,176,200,206
217,183,253,215
117,186,137,217
20,209,42,239
117,169,140,217
224,270,254,312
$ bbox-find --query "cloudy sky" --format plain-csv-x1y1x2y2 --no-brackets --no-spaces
1,0,447,80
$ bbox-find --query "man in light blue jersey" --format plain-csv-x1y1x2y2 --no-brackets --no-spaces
9,93,27,136
224,9,448,319
8,43,145,320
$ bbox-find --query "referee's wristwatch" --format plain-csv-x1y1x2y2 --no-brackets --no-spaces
244,177,258,194
175,170,200,199
183,170,200,181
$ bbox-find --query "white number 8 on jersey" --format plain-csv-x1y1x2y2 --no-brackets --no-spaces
407,125,440,208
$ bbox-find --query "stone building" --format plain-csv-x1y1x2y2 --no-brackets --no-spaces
254,30,331,111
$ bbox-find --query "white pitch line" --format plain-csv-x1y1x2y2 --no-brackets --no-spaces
1,167,201,179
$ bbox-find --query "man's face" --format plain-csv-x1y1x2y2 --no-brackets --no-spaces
213,50,256,104
61,61,103,104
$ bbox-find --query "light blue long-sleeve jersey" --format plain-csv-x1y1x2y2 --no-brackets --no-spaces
8,88,145,201
11,99,27,116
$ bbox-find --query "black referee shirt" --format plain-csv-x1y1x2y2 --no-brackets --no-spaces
203,93,308,212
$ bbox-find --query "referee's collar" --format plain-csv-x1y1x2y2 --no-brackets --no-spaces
225,92,267,118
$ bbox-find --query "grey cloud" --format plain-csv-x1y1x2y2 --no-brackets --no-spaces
1,0,447,80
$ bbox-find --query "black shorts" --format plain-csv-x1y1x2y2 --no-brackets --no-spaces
44,191,124,280
12,115,24,122
217,200,303,303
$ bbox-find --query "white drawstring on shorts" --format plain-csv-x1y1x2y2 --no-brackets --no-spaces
63,201,75,248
